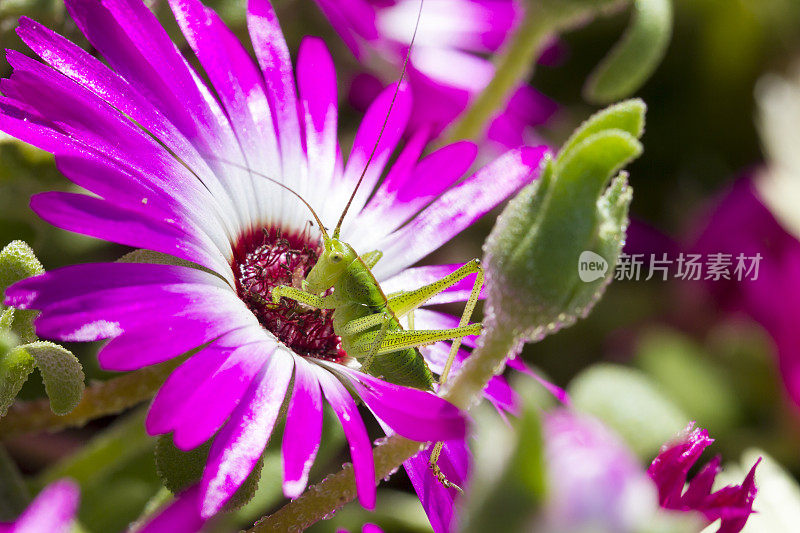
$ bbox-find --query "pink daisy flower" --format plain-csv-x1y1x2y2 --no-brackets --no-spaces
0,480,79,533
314,0,557,147
1,0,546,521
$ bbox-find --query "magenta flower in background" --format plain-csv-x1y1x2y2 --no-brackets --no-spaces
0,0,547,521
649,423,759,533
691,177,800,407
0,480,79,533
313,0,557,147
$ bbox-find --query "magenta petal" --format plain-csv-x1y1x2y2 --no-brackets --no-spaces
168,0,279,166
13,480,79,533
97,319,258,372
5,262,223,310
339,82,412,224
297,37,338,188
331,364,467,443
171,341,276,450
138,484,206,533
310,363,376,510
15,16,196,154
30,192,225,274
357,140,477,238
506,356,571,406
282,357,324,498
88,0,229,144
30,284,248,344
483,375,519,417
147,343,236,436
200,349,294,517
682,456,721,508
374,146,548,278
247,0,305,182
648,423,714,508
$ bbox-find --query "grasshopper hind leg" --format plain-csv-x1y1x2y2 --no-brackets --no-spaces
429,261,485,494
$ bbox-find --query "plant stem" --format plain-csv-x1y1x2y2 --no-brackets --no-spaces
248,437,423,532
0,359,181,437
442,0,628,145
442,3,555,144
31,407,152,490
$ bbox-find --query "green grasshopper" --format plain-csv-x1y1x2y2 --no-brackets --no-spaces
214,0,483,490
221,164,484,491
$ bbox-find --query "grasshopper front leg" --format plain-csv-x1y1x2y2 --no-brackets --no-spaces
270,286,338,309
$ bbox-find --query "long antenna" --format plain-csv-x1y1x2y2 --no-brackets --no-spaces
205,156,330,240
333,0,425,238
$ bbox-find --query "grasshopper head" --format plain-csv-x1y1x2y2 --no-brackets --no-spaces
304,237,357,294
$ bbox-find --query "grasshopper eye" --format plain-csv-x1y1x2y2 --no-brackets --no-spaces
330,253,343,263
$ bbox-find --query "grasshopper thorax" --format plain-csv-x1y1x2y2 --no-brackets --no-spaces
303,238,358,295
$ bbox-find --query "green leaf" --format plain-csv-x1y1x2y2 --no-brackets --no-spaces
0,444,30,520
568,363,688,459
0,307,14,331
584,0,673,103
18,341,85,415
0,240,44,293
155,435,264,512
484,115,642,342
0,241,45,344
33,408,152,490
0,331,33,418
557,99,647,165
154,436,210,496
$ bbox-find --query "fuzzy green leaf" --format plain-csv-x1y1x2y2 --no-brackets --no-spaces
0,330,32,418
18,341,85,415
485,125,640,341
0,241,44,343
584,0,673,103
155,435,263,512
557,99,647,164
0,307,14,331
0,240,44,293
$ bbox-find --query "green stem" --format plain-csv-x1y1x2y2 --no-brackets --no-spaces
249,326,521,531
441,324,520,410
0,359,181,437
442,3,554,144
442,0,628,145
31,407,153,491
248,437,423,532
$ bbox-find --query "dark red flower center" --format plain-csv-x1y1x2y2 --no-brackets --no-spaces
232,227,345,362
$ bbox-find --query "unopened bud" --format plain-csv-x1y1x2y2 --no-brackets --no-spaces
483,100,645,342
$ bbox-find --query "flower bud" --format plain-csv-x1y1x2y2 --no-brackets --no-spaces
483,100,645,342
